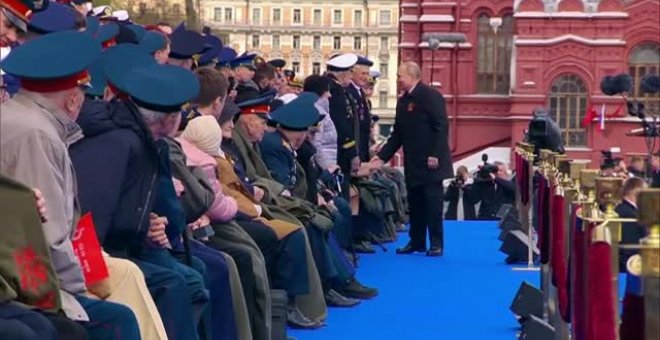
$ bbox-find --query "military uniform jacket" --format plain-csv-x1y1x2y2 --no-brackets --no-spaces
259,131,298,192
377,82,454,187
345,83,371,162
325,74,358,172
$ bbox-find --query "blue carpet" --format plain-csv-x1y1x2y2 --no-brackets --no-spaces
289,220,539,340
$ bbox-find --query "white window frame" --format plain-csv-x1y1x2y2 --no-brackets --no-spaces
292,8,303,25
224,7,233,23
313,8,323,26
272,35,280,49
292,35,301,50
332,9,343,26
353,36,362,50
353,9,362,27
333,36,342,50
379,10,391,26
272,8,282,25
252,8,261,25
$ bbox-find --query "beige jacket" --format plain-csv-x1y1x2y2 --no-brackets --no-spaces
0,91,88,321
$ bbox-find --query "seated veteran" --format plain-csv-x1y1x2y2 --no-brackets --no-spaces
180,113,323,329
0,31,140,340
258,93,379,301
70,49,208,340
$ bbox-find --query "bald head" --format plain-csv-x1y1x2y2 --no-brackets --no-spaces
397,61,422,92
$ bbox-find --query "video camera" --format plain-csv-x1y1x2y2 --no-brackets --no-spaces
475,154,499,182
526,108,565,164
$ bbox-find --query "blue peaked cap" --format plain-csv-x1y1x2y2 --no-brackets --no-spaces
229,53,256,70
236,92,274,119
95,22,119,44
84,16,100,36
126,24,146,41
198,34,223,67
138,31,167,54
356,55,373,67
216,47,238,67
126,64,200,113
1,31,101,82
28,2,77,34
269,92,321,131
103,44,156,92
169,29,207,60
85,56,106,97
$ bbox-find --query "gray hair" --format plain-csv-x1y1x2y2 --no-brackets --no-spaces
399,61,422,80
138,106,173,123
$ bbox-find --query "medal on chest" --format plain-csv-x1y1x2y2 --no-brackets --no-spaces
407,103,415,112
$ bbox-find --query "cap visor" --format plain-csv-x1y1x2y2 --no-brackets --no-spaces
3,9,27,32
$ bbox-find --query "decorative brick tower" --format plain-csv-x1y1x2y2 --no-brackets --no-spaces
397,0,660,165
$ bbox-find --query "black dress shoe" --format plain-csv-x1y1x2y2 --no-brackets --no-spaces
325,289,361,307
337,279,379,300
396,243,426,254
426,247,444,257
287,306,322,329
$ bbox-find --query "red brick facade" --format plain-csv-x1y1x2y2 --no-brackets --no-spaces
397,0,660,165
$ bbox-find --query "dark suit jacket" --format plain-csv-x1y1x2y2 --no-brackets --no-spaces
377,82,453,187
345,84,371,162
615,199,648,272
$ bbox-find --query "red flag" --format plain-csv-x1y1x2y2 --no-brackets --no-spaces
72,213,109,285
581,104,598,128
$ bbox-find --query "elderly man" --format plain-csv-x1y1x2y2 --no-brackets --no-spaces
0,31,140,339
370,62,453,257
325,53,361,181
71,45,208,340
346,56,374,162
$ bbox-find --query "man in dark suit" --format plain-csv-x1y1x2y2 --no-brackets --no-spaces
369,62,453,257
615,177,648,272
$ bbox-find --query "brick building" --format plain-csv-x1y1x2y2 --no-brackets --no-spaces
397,0,660,164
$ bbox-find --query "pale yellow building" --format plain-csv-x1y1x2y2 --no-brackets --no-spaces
200,0,399,119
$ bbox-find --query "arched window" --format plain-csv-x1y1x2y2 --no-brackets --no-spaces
628,43,660,115
476,13,514,94
548,74,588,147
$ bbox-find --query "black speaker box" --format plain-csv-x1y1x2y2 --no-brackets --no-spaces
518,315,555,340
510,281,543,320
270,289,288,340
498,219,524,241
499,229,539,264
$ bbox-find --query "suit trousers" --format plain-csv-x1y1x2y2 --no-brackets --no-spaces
407,182,444,249
42,311,89,340
89,256,168,340
0,302,57,340
207,223,271,340
75,295,140,340
174,240,239,340
130,254,202,340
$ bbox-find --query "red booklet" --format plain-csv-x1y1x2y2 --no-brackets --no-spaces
72,213,109,285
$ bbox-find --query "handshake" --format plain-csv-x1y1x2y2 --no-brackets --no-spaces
350,157,385,178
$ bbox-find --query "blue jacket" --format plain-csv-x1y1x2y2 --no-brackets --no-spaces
259,131,297,190
70,98,160,256
152,140,187,247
